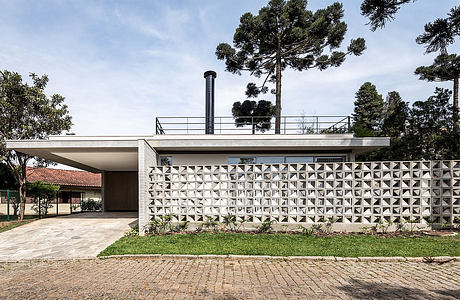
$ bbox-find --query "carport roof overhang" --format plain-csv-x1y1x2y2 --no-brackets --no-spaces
6,134,390,172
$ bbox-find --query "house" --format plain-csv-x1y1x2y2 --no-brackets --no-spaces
6,71,407,233
26,167,102,204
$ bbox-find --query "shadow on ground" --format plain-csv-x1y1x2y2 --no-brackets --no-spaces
338,278,460,300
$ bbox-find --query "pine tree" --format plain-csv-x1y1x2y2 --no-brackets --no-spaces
382,91,409,137
216,0,366,134
232,100,275,134
415,54,460,121
352,82,384,137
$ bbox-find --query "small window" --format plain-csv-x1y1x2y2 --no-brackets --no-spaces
285,156,314,163
256,156,284,164
315,156,345,163
160,156,172,166
227,157,255,164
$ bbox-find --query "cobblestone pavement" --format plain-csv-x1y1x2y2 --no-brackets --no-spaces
0,258,459,300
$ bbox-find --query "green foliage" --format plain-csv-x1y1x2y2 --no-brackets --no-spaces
216,0,365,133
232,100,275,133
148,214,174,235
203,216,220,232
257,219,276,233
0,70,72,220
357,88,460,161
360,0,414,31
27,181,59,215
361,1,459,54
416,5,460,54
415,54,459,118
171,221,189,233
81,199,102,212
0,161,17,189
382,91,409,137
352,82,384,136
124,225,139,237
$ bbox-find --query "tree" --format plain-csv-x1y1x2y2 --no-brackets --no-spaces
27,181,59,216
216,0,366,134
361,1,459,54
405,88,457,160
415,54,460,120
352,82,384,137
358,88,460,161
232,100,275,134
0,71,72,221
0,161,17,190
382,91,409,137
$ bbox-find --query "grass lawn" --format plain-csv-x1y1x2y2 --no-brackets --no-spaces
99,233,460,257
0,214,59,233
0,216,36,233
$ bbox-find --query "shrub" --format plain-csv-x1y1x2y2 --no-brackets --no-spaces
257,219,276,233
124,225,139,237
148,214,173,235
203,216,220,232
81,199,102,212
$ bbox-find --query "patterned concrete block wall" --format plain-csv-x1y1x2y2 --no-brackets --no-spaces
148,160,460,225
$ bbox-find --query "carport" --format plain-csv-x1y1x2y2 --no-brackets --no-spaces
6,136,146,212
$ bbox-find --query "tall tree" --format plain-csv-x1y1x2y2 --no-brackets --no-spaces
216,0,366,134
382,91,409,137
232,100,275,134
0,71,72,221
405,88,456,160
352,82,384,137
361,1,459,54
415,54,460,120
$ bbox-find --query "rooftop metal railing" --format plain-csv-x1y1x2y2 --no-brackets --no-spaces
155,115,351,135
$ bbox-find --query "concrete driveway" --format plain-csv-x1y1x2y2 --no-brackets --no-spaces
0,212,137,261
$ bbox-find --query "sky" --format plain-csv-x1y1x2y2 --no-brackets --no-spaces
0,0,459,136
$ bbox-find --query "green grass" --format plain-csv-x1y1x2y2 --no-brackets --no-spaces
0,219,36,233
99,233,460,257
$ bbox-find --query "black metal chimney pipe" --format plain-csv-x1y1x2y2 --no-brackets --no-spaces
204,70,216,134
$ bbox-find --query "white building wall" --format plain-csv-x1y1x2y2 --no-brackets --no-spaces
138,139,158,235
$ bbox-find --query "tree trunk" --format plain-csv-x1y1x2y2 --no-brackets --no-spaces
275,42,282,134
454,76,459,123
18,164,26,221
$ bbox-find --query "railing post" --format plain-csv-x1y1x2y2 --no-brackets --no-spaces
316,116,319,134
348,116,351,132
186,117,189,134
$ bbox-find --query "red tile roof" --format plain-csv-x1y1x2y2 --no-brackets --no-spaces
26,167,101,188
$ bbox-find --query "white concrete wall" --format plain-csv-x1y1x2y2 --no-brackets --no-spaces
138,139,158,235
148,160,460,230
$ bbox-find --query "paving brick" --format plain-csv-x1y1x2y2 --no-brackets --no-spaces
0,257,458,299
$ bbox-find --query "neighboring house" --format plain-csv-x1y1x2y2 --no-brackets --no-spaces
26,167,101,204
6,71,400,232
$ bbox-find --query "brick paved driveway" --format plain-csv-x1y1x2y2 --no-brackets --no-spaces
0,257,458,299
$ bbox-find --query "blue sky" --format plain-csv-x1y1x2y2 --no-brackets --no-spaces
1,0,459,135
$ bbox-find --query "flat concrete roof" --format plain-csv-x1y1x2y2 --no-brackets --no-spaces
6,134,390,172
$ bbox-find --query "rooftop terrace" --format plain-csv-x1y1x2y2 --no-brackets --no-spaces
155,115,351,135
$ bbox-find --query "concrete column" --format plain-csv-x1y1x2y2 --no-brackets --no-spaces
138,139,158,235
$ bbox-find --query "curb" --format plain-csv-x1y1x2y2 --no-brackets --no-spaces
99,254,460,263
0,257,95,263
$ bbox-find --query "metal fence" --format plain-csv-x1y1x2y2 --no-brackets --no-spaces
155,115,351,135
